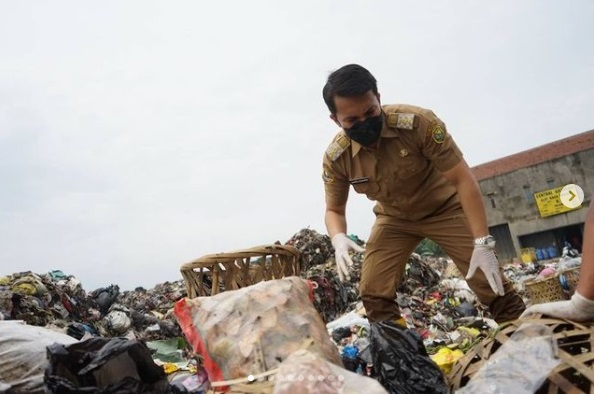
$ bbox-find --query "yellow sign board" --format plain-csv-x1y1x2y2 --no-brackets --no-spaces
534,186,581,218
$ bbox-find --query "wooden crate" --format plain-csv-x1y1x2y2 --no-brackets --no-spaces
180,244,301,298
449,318,594,393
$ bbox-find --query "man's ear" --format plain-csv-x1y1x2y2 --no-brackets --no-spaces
376,92,381,106
330,114,341,128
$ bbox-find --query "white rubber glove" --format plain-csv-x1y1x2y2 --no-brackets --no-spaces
520,291,594,322
331,233,365,282
466,244,505,296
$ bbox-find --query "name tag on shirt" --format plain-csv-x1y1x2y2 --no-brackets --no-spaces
349,177,369,185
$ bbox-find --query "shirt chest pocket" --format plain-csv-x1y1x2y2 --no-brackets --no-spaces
351,180,381,200
394,153,426,180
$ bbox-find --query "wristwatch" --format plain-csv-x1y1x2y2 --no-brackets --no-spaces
474,235,496,247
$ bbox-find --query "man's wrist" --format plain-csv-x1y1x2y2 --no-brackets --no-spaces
572,291,594,310
331,232,346,240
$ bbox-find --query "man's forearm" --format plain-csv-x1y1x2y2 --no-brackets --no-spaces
325,209,347,239
456,177,489,239
577,199,594,299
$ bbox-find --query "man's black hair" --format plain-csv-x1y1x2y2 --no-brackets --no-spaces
322,64,378,114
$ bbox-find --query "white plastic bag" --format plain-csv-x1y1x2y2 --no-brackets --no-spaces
273,349,388,394
326,310,370,332
0,321,77,393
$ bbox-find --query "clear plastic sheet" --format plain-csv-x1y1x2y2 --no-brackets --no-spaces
456,323,562,394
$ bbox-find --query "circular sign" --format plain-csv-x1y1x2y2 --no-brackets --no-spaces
560,184,584,209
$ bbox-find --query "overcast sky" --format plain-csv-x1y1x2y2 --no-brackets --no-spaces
1,1,593,291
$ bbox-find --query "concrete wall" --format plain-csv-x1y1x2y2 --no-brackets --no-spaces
478,149,594,259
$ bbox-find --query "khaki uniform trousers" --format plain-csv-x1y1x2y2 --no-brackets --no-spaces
359,209,526,323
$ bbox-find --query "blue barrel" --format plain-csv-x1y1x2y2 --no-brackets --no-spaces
548,246,558,258
536,248,544,261
542,248,550,260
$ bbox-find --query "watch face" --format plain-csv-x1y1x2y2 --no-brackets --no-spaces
475,236,495,245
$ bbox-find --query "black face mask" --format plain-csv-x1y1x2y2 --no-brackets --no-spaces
344,113,384,146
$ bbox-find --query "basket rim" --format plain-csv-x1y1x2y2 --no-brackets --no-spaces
524,266,581,286
180,244,300,271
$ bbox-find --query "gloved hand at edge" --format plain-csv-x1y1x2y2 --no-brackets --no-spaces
520,291,594,322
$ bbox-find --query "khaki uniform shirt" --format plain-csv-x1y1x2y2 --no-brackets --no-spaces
322,104,464,221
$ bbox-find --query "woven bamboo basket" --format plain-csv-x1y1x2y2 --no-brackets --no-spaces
524,275,568,305
559,267,581,294
525,267,581,305
180,244,301,298
448,318,594,393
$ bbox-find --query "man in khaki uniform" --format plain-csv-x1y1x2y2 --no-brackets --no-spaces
321,64,525,323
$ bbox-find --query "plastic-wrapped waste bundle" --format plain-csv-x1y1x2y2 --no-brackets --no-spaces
174,276,342,385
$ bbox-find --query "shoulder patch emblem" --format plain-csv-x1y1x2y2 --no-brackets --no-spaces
430,124,446,144
387,113,398,128
325,134,350,161
322,165,334,183
396,113,415,130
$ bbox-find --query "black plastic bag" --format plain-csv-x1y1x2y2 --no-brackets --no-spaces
370,321,448,394
89,285,120,314
44,337,182,393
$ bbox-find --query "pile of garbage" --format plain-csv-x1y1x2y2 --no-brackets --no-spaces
286,228,584,378
0,270,187,342
0,227,585,393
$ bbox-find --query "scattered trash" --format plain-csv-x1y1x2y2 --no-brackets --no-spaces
430,347,465,374
44,337,173,393
0,227,586,392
